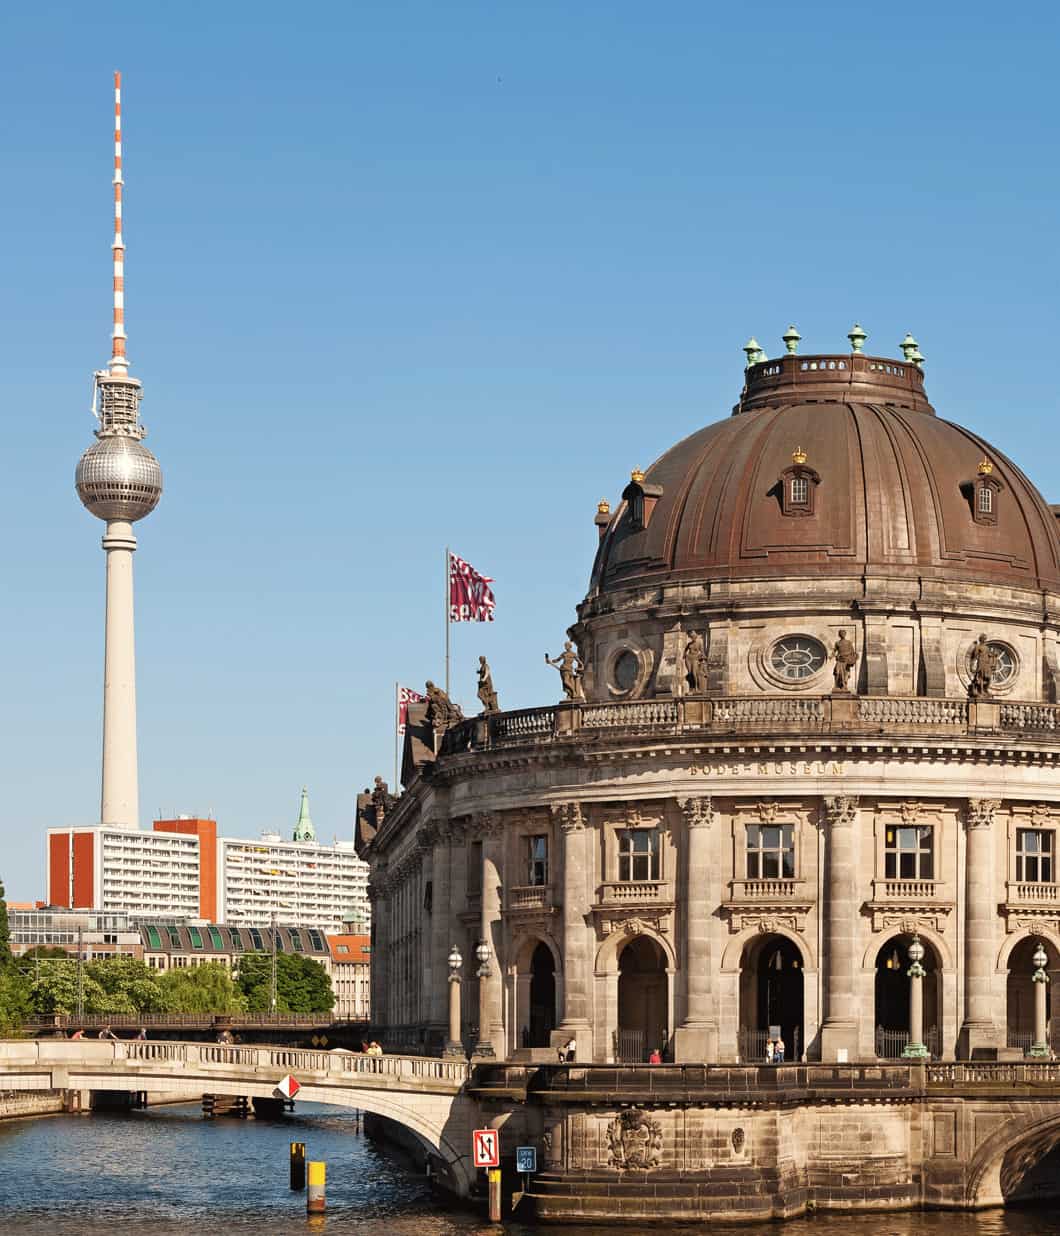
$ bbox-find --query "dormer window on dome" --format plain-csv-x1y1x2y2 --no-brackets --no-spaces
777,447,821,517
966,459,1002,527
622,469,664,531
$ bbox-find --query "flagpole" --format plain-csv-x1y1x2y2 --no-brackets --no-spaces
393,680,399,790
445,545,451,695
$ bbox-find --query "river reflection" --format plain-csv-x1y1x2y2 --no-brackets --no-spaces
0,1103,1059,1235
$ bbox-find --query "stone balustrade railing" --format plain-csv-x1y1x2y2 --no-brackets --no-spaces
872,879,941,901
599,880,670,904
508,884,553,910
729,878,803,900
1007,881,1060,903
0,1038,472,1086
437,694,1060,756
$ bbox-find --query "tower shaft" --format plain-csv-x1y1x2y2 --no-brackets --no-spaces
101,520,139,826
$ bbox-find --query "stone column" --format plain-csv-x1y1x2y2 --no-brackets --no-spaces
475,816,506,1058
820,795,859,1062
552,802,593,1061
429,822,452,1036
959,798,1000,1058
448,824,469,1045
673,796,718,1062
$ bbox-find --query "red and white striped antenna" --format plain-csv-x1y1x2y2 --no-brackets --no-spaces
109,70,127,376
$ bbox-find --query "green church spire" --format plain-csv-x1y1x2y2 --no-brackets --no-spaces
293,786,316,842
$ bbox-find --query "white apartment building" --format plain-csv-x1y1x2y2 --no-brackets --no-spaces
48,824,204,918
46,791,371,932
218,834,369,931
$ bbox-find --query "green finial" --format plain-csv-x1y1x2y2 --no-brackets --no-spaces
910,345,925,371
743,337,767,368
782,325,801,355
899,332,918,363
848,323,867,353
293,786,316,842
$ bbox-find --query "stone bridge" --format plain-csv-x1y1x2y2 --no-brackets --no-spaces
0,1039,479,1196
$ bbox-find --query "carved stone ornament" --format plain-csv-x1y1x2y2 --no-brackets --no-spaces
607,1108,663,1172
677,795,715,829
732,1127,746,1153
898,801,923,825
966,798,1001,829
1029,804,1056,829
598,910,669,938
823,795,858,828
551,801,585,833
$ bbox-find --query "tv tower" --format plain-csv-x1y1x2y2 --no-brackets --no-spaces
75,72,163,827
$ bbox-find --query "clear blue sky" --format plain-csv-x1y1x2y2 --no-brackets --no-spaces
2,2,1059,899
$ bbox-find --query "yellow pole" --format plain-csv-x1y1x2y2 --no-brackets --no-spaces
307,1160,326,1213
488,1166,502,1222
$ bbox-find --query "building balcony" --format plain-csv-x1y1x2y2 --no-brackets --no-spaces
1002,881,1060,932
865,879,953,933
721,879,813,934
599,880,671,905
506,884,553,912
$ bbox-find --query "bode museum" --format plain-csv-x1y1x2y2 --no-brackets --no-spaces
360,330,1060,1218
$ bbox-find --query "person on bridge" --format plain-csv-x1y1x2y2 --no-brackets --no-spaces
136,1027,147,1041
69,1028,84,1040
648,1047,662,1065
98,1025,117,1041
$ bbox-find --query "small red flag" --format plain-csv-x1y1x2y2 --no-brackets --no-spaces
397,686,427,735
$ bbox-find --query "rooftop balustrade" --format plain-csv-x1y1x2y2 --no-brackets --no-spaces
438,694,1060,756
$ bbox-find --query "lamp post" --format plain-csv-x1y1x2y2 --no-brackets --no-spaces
444,945,465,1058
473,939,495,1058
1029,941,1050,1058
903,936,930,1059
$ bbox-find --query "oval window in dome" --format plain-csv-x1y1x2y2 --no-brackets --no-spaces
770,636,826,682
967,641,1017,688
613,650,639,692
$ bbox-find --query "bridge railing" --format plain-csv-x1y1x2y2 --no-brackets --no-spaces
0,1039,471,1087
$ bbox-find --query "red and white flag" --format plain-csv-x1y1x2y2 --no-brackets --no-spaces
397,686,427,735
449,552,495,623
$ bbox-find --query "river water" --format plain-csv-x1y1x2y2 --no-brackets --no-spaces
0,1103,1058,1235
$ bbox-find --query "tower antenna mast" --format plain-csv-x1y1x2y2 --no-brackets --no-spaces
110,70,127,377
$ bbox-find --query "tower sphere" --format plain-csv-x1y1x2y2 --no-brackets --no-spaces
75,434,163,522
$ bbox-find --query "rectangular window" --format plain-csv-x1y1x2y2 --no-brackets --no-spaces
468,841,483,894
527,835,549,886
307,929,324,951
1017,829,1054,883
884,825,934,880
208,926,224,950
791,477,808,504
617,829,660,882
166,925,182,947
188,926,204,949
273,929,284,952
746,824,795,879
289,929,303,952
145,925,162,950
228,928,244,952
248,927,264,951
979,486,993,513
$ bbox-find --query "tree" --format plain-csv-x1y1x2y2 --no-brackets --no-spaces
29,961,107,1016
0,967,30,1032
157,963,247,1014
237,952,334,1014
86,957,165,1015
0,880,11,967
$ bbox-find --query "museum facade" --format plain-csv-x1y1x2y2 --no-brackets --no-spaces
362,335,1060,1068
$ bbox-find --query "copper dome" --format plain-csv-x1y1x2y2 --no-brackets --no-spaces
591,352,1060,595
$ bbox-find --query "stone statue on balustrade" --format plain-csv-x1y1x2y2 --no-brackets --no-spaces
425,680,464,734
371,775,397,822
684,631,709,694
546,641,585,701
832,629,858,693
969,634,998,699
477,656,500,714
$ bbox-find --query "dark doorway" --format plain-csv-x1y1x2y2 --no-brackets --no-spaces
739,934,803,1061
528,942,556,1047
874,934,940,1058
617,935,668,1062
1007,936,1054,1052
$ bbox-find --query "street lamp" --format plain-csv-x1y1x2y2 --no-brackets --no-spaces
1029,940,1050,1058
902,936,930,1059
444,946,465,1059
473,939,495,1059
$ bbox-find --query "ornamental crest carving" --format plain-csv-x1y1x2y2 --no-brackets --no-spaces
606,1108,663,1172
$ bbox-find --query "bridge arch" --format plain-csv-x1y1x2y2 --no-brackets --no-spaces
967,1105,1060,1207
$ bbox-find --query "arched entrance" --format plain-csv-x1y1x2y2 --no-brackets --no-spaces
874,934,940,1058
527,941,556,1047
1006,936,1056,1053
738,934,803,1062
617,935,668,1062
